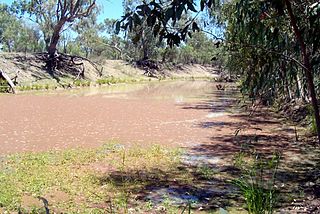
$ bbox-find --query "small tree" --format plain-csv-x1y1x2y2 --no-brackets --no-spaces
73,9,102,58
0,4,21,52
13,0,96,71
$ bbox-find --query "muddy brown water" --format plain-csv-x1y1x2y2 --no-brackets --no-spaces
0,81,240,155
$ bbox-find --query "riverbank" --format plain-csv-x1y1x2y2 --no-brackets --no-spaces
0,52,221,93
0,79,319,213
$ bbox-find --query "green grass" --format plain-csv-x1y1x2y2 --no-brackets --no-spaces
95,76,216,86
0,141,260,213
0,79,10,93
0,138,289,213
73,79,91,87
306,113,317,135
96,76,144,85
0,143,184,213
18,84,55,91
196,165,217,180
232,152,280,214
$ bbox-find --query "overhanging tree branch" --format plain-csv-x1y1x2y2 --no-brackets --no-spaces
284,0,320,143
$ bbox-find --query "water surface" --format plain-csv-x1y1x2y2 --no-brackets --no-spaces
0,81,237,154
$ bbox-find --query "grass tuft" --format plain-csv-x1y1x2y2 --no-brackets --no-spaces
232,152,281,214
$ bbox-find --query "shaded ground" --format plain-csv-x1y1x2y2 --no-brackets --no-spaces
0,80,319,213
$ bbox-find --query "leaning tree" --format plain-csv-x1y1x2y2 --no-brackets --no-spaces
13,0,96,73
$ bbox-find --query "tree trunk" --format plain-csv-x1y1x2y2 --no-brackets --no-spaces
285,0,320,143
47,21,65,56
162,48,168,63
6,41,11,52
281,62,292,100
44,32,51,52
296,73,306,101
46,19,66,75
63,40,67,54
141,29,149,60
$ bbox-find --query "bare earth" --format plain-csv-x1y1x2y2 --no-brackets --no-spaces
0,80,294,155
0,53,218,86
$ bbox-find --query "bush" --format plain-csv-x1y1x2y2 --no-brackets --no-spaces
0,79,10,93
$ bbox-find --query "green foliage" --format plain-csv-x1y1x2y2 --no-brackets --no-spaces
306,105,318,135
0,4,43,52
73,8,105,58
117,0,227,63
181,31,222,64
116,0,214,47
196,165,217,180
224,0,320,105
0,79,10,92
12,0,97,56
232,152,281,214
1,0,224,65
96,76,140,85
121,0,161,61
73,79,91,87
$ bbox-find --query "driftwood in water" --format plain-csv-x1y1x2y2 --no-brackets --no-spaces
0,69,16,94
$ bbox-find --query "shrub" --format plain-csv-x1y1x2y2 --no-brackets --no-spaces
232,152,281,214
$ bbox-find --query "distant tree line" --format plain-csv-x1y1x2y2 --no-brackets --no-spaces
0,0,222,67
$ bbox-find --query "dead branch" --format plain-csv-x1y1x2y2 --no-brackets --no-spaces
0,69,16,94
34,52,100,80
59,53,101,72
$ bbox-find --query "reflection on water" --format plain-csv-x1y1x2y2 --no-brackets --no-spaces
33,83,146,98
0,79,239,157
28,80,236,104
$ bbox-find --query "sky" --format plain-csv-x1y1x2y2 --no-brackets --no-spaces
97,0,123,21
0,0,124,22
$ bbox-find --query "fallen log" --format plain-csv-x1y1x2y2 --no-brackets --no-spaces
0,69,16,94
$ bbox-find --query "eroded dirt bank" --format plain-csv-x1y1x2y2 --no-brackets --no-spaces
0,53,219,88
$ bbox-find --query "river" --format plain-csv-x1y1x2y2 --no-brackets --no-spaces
0,80,238,154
